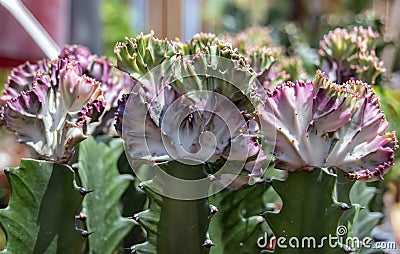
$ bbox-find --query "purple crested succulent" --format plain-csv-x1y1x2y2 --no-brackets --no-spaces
60,45,136,135
114,32,267,188
318,26,385,85
258,70,397,181
1,59,105,163
0,59,50,106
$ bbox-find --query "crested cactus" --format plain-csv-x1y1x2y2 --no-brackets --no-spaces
0,45,134,254
0,59,50,107
258,71,397,252
259,70,396,180
115,32,266,253
1,59,105,163
60,44,136,135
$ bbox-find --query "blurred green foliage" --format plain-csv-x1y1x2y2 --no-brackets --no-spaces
202,0,380,49
0,69,10,93
101,0,133,57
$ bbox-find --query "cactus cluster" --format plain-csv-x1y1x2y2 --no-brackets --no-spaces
0,24,397,254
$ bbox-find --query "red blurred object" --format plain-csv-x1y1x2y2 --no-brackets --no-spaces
0,0,69,68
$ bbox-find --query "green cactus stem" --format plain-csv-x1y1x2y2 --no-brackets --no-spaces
265,168,346,254
0,159,85,254
133,161,211,254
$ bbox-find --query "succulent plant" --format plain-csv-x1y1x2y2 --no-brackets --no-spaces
318,26,385,85
114,31,177,81
115,32,265,171
259,70,397,180
1,59,105,163
258,70,397,253
114,32,266,254
60,44,136,135
174,32,220,55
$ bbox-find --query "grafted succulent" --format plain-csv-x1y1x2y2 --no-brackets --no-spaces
60,44,136,135
1,59,105,163
115,32,265,177
319,26,385,84
259,70,397,181
114,32,267,254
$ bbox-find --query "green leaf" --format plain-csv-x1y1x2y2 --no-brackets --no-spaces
0,159,84,254
78,137,135,253
266,169,345,254
208,182,273,254
118,152,148,247
339,181,382,253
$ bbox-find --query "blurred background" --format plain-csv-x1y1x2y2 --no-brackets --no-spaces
0,0,400,248
0,0,398,59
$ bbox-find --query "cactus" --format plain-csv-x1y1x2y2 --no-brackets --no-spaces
114,32,266,253
0,59,50,107
0,159,86,253
60,45,136,135
132,161,210,254
0,23,397,254
266,169,345,253
337,173,383,253
258,71,397,252
1,59,105,163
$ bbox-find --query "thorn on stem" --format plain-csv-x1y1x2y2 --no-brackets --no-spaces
75,211,87,221
71,163,79,172
79,188,93,196
81,230,93,238
202,239,215,248
131,214,139,222
341,203,351,210
209,205,218,215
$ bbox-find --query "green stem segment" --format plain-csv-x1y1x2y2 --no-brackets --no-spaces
266,168,345,254
135,161,210,254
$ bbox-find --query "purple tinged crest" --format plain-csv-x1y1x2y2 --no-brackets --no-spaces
0,59,50,106
1,58,105,163
60,44,136,134
58,61,102,112
259,70,397,181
